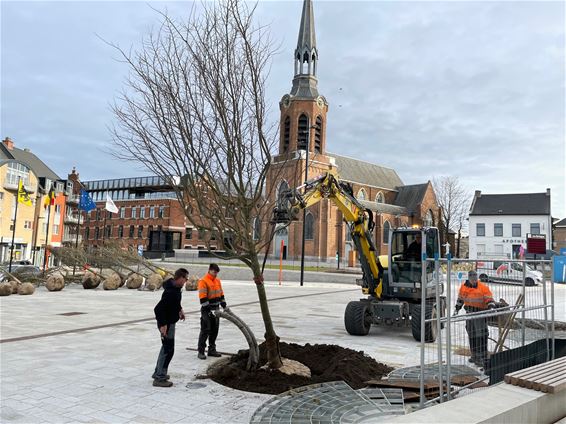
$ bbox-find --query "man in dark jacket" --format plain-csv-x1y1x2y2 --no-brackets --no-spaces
152,268,188,387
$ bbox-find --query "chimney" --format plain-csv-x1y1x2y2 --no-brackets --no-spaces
2,137,14,150
474,190,481,198
68,167,79,181
546,188,551,196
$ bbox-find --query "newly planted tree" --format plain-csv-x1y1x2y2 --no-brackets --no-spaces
110,1,287,368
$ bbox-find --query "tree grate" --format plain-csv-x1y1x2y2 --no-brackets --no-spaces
250,381,405,423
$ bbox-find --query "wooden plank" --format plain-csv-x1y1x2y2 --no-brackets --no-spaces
544,379,566,394
365,379,439,392
450,375,480,386
535,375,566,392
505,357,566,380
509,362,566,386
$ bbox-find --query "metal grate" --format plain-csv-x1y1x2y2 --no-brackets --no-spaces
57,312,87,316
250,381,405,424
387,364,480,382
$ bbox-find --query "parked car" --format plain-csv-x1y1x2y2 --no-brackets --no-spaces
0,264,41,283
477,261,542,286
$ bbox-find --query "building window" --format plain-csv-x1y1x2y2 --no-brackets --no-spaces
6,161,31,187
150,206,155,218
140,207,146,219
211,230,218,241
477,244,486,257
494,223,503,237
305,213,314,240
148,225,153,237
252,217,261,241
53,224,60,235
512,224,521,237
185,228,193,239
198,228,206,240
314,116,323,153
95,227,100,240
424,210,434,227
105,225,112,238
24,221,32,229
383,220,390,244
476,223,485,237
356,188,366,201
530,223,540,235
376,192,384,204
297,114,309,150
96,209,101,221
85,227,90,240
158,205,165,218
129,225,135,238
283,116,290,152
120,207,125,219
494,244,503,255
138,225,143,238
118,225,124,238
132,207,137,219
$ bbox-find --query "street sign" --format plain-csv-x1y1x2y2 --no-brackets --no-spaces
553,256,566,283
526,234,546,255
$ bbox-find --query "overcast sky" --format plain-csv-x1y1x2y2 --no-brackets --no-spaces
1,1,564,217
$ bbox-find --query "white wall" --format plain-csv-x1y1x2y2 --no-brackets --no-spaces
469,214,552,259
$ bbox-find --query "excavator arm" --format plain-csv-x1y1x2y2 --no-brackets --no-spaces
274,172,384,299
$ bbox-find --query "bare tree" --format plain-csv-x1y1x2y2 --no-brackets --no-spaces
109,1,287,368
433,176,471,257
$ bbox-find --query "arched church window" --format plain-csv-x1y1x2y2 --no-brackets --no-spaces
424,210,434,227
376,192,385,204
297,114,309,150
314,116,323,153
383,220,390,244
305,213,314,240
356,188,367,201
283,116,290,152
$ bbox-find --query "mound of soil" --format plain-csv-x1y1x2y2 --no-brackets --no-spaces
209,342,393,394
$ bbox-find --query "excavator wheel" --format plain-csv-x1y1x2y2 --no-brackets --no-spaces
344,301,372,336
411,304,437,343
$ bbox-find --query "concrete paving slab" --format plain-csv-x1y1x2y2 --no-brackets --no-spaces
1,280,564,423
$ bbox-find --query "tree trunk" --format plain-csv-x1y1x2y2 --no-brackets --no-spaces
456,228,461,258
251,259,283,369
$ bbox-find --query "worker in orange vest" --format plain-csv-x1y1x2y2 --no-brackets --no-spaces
197,263,227,360
454,270,496,369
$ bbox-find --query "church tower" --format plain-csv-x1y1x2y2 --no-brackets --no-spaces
278,0,329,156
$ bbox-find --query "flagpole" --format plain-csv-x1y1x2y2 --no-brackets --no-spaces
42,201,52,276
8,177,21,273
73,208,82,276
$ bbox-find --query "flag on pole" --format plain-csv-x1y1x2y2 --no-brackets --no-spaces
17,179,32,206
105,192,118,214
79,189,96,212
43,184,55,208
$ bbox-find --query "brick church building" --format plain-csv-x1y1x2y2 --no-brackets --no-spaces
266,0,442,262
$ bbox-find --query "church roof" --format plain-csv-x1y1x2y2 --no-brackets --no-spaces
357,199,407,215
297,0,316,52
329,153,404,191
394,183,430,214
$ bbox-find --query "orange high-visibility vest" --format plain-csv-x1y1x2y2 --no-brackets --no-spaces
198,273,224,308
457,281,494,310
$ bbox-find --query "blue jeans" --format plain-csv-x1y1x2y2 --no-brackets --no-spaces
153,323,175,380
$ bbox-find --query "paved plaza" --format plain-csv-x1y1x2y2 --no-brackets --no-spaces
1,276,565,423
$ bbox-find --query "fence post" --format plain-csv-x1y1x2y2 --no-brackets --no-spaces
446,254,452,400
521,264,526,346
419,251,427,408
434,256,443,403
551,257,555,360
542,264,549,362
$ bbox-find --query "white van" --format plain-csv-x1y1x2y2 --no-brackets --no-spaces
476,261,542,286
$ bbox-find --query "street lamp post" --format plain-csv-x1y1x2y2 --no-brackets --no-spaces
299,122,318,287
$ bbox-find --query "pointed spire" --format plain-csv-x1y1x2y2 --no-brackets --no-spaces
291,0,319,98
297,0,316,52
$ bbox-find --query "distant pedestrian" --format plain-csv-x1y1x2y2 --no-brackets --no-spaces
454,270,495,369
152,268,188,387
197,263,226,360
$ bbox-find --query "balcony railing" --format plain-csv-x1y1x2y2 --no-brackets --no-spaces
64,214,80,225
62,234,82,243
66,194,80,205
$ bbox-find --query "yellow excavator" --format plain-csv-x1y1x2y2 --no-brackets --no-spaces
273,172,445,342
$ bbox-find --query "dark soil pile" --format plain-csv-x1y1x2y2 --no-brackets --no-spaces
209,342,393,394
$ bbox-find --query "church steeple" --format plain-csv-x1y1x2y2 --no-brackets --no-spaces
291,0,319,98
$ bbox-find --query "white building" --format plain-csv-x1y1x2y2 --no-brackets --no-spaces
468,189,552,259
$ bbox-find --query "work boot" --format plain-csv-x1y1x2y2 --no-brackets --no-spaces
153,379,173,387
208,350,222,357
152,373,170,380
198,352,207,360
